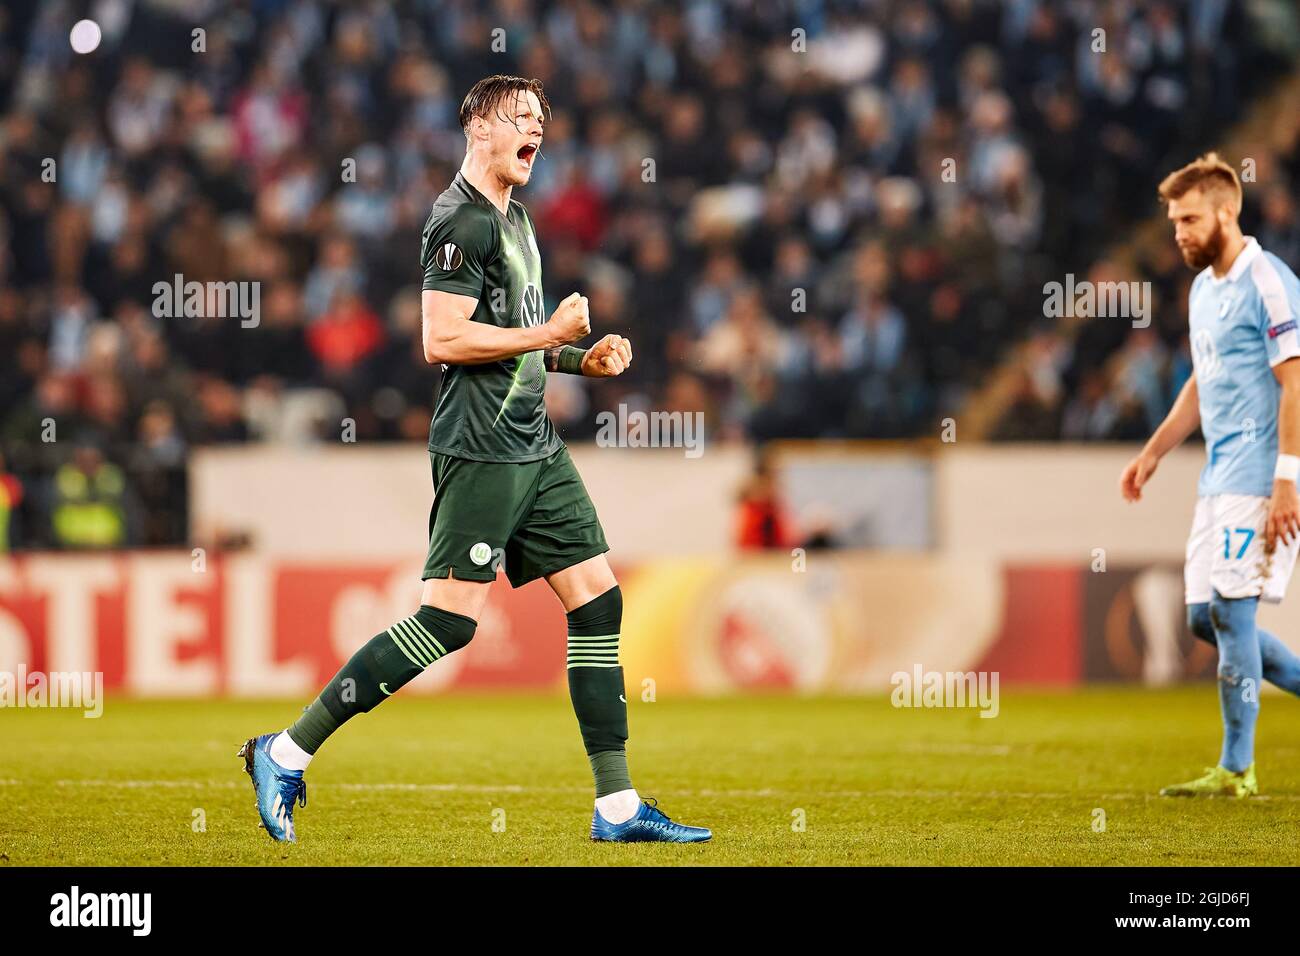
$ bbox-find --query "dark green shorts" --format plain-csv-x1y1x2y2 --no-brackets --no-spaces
423,446,609,588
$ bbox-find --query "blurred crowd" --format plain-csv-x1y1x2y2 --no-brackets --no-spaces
0,0,1294,548
992,111,1300,442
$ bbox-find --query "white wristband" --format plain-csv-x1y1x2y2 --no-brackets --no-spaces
1276,454,1300,483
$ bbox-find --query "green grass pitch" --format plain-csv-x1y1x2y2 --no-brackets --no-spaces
2,687,1300,866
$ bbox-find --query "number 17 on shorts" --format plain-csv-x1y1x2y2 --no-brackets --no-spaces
1185,493,1300,604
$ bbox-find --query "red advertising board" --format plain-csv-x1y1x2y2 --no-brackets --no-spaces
0,553,1209,695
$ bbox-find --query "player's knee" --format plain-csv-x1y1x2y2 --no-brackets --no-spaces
329,607,478,717
419,604,477,655
1209,591,1256,640
566,585,622,632
1186,602,1216,645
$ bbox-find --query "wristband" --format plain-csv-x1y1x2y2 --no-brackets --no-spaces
1276,454,1300,483
555,345,586,375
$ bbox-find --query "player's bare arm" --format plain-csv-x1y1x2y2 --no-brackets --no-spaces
422,289,590,364
1120,373,1201,502
1267,357,1300,550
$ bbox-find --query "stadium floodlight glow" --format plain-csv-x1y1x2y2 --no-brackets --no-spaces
69,19,102,55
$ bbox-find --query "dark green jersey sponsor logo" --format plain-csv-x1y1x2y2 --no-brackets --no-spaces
520,282,543,327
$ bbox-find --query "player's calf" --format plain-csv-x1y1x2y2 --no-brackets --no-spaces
1215,652,1257,767
566,585,632,807
565,585,712,842
1209,592,1262,775
285,604,478,757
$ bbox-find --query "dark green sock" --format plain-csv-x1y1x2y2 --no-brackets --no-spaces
286,604,477,754
566,586,633,796
590,750,632,798
286,697,337,755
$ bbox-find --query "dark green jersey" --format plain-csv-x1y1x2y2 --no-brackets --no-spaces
420,172,560,463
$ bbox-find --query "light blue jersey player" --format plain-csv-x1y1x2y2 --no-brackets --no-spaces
1121,153,1300,798
1185,236,1300,601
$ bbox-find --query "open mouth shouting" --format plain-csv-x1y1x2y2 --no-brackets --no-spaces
517,141,540,172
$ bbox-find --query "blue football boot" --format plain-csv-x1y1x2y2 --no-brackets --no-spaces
237,733,308,842
590,797,712,843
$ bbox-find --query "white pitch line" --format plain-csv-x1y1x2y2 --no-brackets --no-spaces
1,778,1298,802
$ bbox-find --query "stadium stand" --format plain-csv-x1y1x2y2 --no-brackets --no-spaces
0,0,1295,547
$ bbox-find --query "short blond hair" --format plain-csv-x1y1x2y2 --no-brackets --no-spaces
1158,152,1242,213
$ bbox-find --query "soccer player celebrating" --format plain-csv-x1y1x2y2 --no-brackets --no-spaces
238,75,710,843
1120,153,1300,797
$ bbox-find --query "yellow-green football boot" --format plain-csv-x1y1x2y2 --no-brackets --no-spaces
1159,764,1257,798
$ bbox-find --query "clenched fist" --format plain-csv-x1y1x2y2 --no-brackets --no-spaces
582,334,633,377
546,292,590,345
